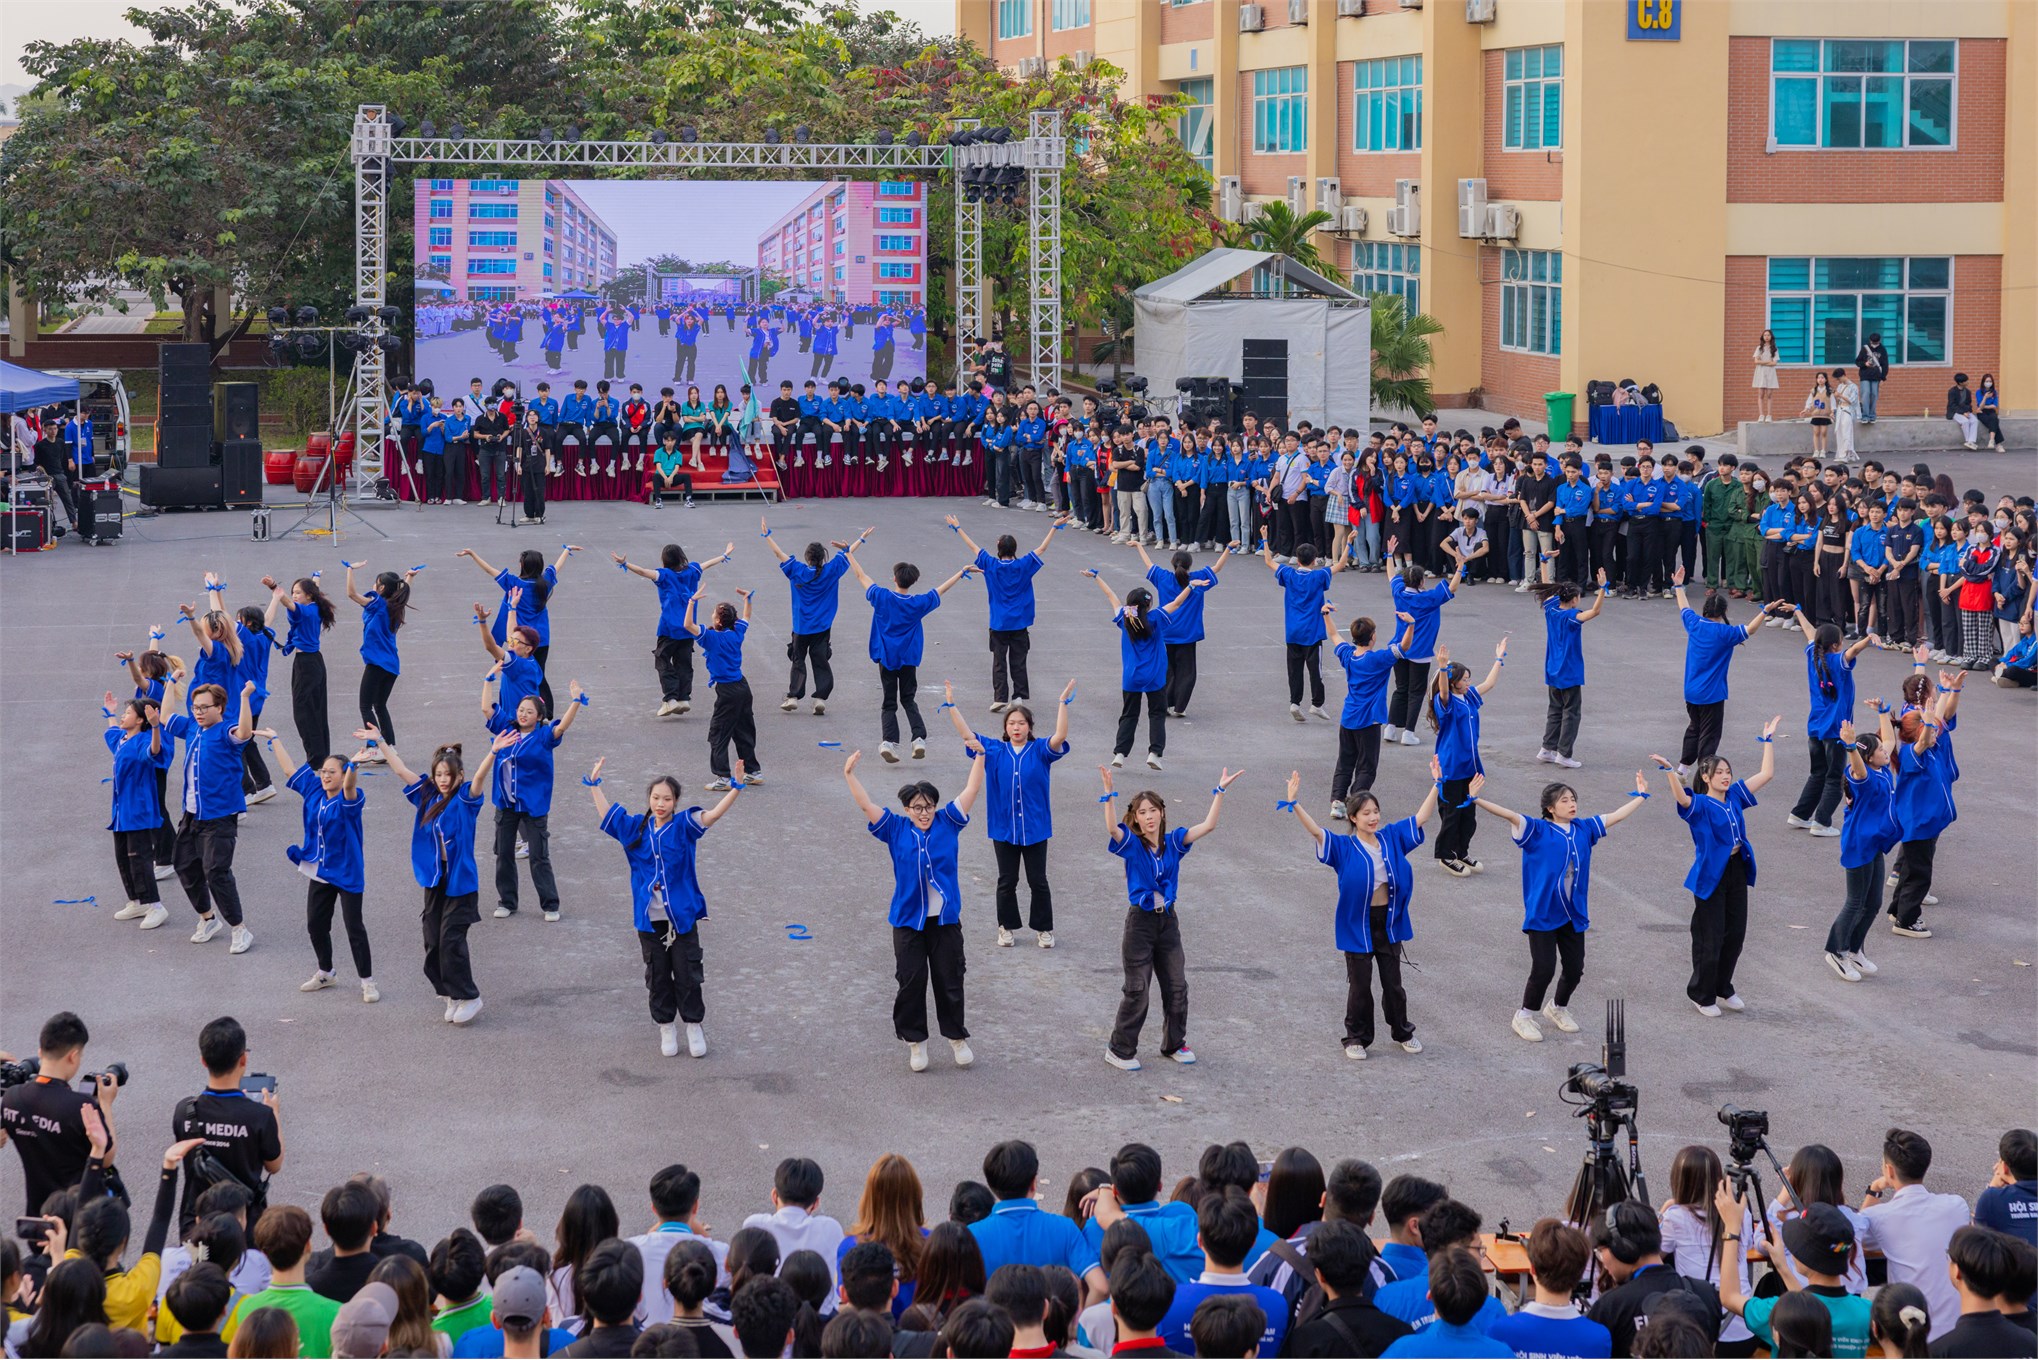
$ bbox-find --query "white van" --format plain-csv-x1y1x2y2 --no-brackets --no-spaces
43,369,135,473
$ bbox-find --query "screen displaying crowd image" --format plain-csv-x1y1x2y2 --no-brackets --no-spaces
410,176,929,411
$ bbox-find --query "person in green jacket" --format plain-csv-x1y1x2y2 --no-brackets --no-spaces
1702,453,1746,592
1725,460,1766,596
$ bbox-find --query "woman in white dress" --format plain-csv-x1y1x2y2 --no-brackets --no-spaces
1832,367,1860,462
1752,329,1781,422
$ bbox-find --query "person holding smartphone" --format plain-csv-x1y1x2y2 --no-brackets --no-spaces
169,1016,283,1237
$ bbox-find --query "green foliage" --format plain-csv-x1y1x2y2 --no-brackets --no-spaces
1368,293,1444,419
1217,202,1343,286
264,365,340,437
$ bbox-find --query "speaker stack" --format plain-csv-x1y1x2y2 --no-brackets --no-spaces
1176,376,1242,431
142,343,225,509
212,379,266,508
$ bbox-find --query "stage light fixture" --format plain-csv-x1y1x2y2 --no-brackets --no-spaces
420,119,436,140
795,125,810,143
539,126,554,145
765,127,781,144
564,124,581,142
446,121,464,140
266,306,291,328
906,130,924,148
680,125,698,143
387,114,406,136
294,306,320,326
376,334,403,353
651,129,668,144
416,377,435,397
1097,379,1118,395
988,126,1013,144
874,129,894,146
1127,376,1150,394
268,334,290,357
376,305,400,326
294,332,322,358
345,305,371,325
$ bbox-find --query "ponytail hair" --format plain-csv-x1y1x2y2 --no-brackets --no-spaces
661,543,689,571
1537,783,1575,820
1701,592,1730,622
1901,673,1930,708
517,549,552,611
1530,580,1581,606
1870,1283,1931,1360
293,578,336,631
203,610,243,666
1122,586,1154,641
1402,564,1429,590
1425,662,1469,733
1349,616,1377,648
1813,622,1842,697
1691,754,1730,795
139,651,175,682
374,572,411,630
712,601,737,630
422,744,465,824
1171,550,1192,593
803,541,826,570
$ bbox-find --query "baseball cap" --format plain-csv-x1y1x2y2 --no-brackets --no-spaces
1782,1203,1856,1278
329,1281,396,1359
493,1264,549,1329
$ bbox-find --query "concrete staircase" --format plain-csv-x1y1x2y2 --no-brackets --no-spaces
1736,415,2031,460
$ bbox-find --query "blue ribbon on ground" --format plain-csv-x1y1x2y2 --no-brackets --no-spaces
54,896,97,905
817,741,842,748
785,924,812,941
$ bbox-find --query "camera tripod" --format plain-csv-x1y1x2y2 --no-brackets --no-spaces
276,362,390,543
1565,1098,1650,1227
1711,1138,1802,1271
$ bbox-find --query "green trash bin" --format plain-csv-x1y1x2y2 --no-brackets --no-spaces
1544,392,1576,444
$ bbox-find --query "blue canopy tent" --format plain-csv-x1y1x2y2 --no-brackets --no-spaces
0,360,81,414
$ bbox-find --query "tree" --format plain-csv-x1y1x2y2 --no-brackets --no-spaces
1217,201,1343,286
1368,293,1444,418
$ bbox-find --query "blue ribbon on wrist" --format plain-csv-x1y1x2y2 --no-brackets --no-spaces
1211,787,1226,796
729,778,746,789
1756,735,1774,743
1635,790,1652,799
573,693,590,706
616,558,630,570
582,776,602,786
342,560,362,569
562,544,578,554
149,630,165,640
409,563,428,572
1061,686,1076,705
937,701,955,710
101,706,116,718
1275,799,1299,811
817,741,842,748
1098,791,1119,803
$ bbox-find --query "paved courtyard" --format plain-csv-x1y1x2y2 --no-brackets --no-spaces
2,450,2032,1237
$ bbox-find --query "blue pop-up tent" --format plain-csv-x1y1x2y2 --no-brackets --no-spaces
0,359,81,413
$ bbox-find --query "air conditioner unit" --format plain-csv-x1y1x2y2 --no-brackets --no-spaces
1217,175,1244,223
1239,3,1266,31
1483,202,1522,240
1465,0,1496,20
1016,56,1045,77
1389,179,1421,236
1457,177,1488,238
1315,177,1343,216
1337,0,1366,13
1399,0,1422,7
1286,176,1309,216
1337,204,1369,235
1288,0,1309,23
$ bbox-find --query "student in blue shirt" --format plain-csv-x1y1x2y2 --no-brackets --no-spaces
1486,1219,1613,1359
588,753,748,1060
1848,500,1890,643
1785,612,1875,833
1384,559,1457,745
684,586,762,793
1136,543,1232,718
843,746,986,1071
487,679,586,924
373,731,498,1025
846,547,972,763
231,600,281,804
1552,457,1595,587
1476,769,1652,1044
1013,402,1049,510
1378,1250,1516,1358
1144,432,1178,549
459,545,577,714
261,730,373,1004
1373,1200,1509,1335
1824,714,1898,982
161,677,259,953
180,577,246,724
1156,1189,1288,1357
1425,638,1507,875
1888,673,1961,937
614,541,734,719
1088,569,1210,773
102,691,172,931
1260,538,1338,720
601,307,631,381
764,518,858,716
1656,714,1780,1017
1287,759,1441,1060
942,677,1075,949
1532,577,1608,769
1100,764,1242,1071
946,514,1065,709
344,564,416,753
1670,566,1773,773
1329,612,1415,817
970,1140,1108,1291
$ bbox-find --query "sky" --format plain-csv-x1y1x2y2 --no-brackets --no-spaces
1,0,957,89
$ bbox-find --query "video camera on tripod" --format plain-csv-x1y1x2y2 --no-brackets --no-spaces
1562,1000,1648,1225
1717,1103,1800,1228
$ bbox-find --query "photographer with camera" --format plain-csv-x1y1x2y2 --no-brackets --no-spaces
169,1017,283,1238
1586,1202,1720,1359
0,1013,124,1216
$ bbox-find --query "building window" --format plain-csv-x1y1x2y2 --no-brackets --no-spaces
997,0,1031,39
1503,45,1563,151
469,178,519,193
1499,248,1562,355
1354,57,1422,152
542,263,554,278
468,231,517,248
878,182,916,197
835,240,845,256
1177,78,1214,174
834,265,846,281
429,199,453,219
427,254,452,272
877,207,917,224
1352,241,1420,315
877,262,916,279
467,259,518,276
428,178,453,191
1766,256,1950,365
876,235,916,251
1052,0,1089,28
1770,39,1955,149
428,227,452,247
470,204,518,220
1252,66,1308,154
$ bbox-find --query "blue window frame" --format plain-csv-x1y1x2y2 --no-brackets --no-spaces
467,231,517,248
428,227,452,247
1177,78,1214,174
1354,57,1422,152
1770,39,1956,148
876,235,916,251
1251,67,1307,154
467,259,517,276
877,262,915,279
469,178,520,193
877,207,917,224
878,182,917,197
469,204,518,220
428,179,453,191
1503,45,1563,150
1766,256,1950,364
429,200,453,219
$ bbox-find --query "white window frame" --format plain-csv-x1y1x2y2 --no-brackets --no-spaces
1178,78,1214,174
997,0,1032,41
1498,248,1562,356
1766,38,1958,151
1251,66,1308,155
1353,56,1422,153
1502,45,1563,152
1051,0,1090,31
1763,256,1953,366
1351,241,1420,315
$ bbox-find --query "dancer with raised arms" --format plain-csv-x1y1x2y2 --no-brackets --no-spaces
260,729,374,1004
101,689,171,933
763,516,864,716
845,543,973,763
1384,545,1456,748
486,679,586,924
161,675,259,955
1260,535,1336,723
941,677,1076,950
1426,637,1507,877
344,563,416,762
1531,574,1608,770
1784,610,1876,837
1086,568,1210,773
684,586,762,793
1822,712,1898,983
1134,541,1234,718
612,541,733,718
263,574,337,768
944,512,1067,712
1670,565,1775,775
1100,765,1243,1072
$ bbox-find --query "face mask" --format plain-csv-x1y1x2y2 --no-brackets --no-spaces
1753,479,1767,493
1995,517,2011,531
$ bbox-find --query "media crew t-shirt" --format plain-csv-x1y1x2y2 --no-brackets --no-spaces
0,1077,97,1214
173,1090,282,1233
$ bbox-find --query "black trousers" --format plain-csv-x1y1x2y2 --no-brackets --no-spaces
478,447,511,501
151,766,175,865
673,344,698,383
1522,925,1585,1010
1110,908,1188,1059
1345,903,1412,1048
421,886,479,1000
1589,520,1619,584
992,839,1052,932
1688,851,1749,1005
291,652,331,768
880,665,925,744
1679,700,1724,767
655,635,696,703
1388,659,1431,732
893,923,968,1043
359,663,398,745
493,809,560,915
706,679,759,781
786,630,834,700
1791,736,1847,827
1543,686,1582,758
521,451,547,521
639,926,706,1025
1287,641,1325,708
173,813,243,926
1815,560,1850,628
1176,485,1201,542
240,702,272,795
1165,641,1199,714
1762,542,1790,606
306,881,372,979
1787,551,1814,610
1889,836,1938,927
1557,519,1591,586
1333,724,1383,801
1115,689,1167,757
1435,777,1478,862
112,829,161,905
1678,520,1700,582
423,453,449,502
1627,520,1664,593
988,628,1031,703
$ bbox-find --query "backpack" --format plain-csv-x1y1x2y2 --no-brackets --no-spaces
1265,1237,1328,1329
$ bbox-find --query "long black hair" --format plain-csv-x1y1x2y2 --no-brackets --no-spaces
1170,550,1192,593
374,572,412,630
293,577,336,631
517,549,552,611
421,744,465,825
1122,586,1155,640
1812,622,1842,698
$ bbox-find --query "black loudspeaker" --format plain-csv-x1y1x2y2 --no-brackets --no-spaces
220,438,264,507
1239,339,1290,423
155,425,214,468
215,383,260,441
3,508,51,552
158,343,210,376
139,464,224,509
159,387,213,424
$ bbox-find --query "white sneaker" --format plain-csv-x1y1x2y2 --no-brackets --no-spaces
229,926,254,955
1165,707,1183,718
1535,749,1556,764
1343,1043,1367,1060
811,699,826,715
1717,993,1745,1012
997,927,1015,948
657,700,681,717
492,905,513,919
191,916,223,944
1511,1009,1545,1042
1847,951,1879,976
949,1038,975,1068
1675,763,1691,779
1400,732,1419,746
1289,703,1306,723
1693,999,1723,1017
1145,751,1163,771
154,863,176,881
1331,800,1348,822
1786,814,1815,829
360,980,379,1003
780,696,798,711
300,971,335,992
443,996,458,1022
138,905,169,931
450,997,484,1025
1542,1003,1580,1033
1808,824,1839,838
1922,892,1939,905
686,1023,707,1057
1555,755,1582,769
542,910,561,923
702,778,732,792
246,785,277,805
1400,1037,1423,1054
912,738,926,759
1309,705,1330,721
1824,951,1862,982
989,701,1009,713
1384,726,1402,742
880,742,900,763
1514,583,1530,593
1037,931,1055,949
515,838,530,859
1167,1047,1196,1064
674,700,691,715
114,899,146,921
660,1023,682,1056
908,1041,929,1072
1110,753,1126,768
1105,1050,1142,1072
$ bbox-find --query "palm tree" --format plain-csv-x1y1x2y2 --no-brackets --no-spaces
1220,202,1345,284
1369,293,1444,419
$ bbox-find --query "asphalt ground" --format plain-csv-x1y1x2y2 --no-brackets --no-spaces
2,448,2031,1244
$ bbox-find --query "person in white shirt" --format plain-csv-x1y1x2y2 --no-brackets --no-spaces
630,1163,729,1324
1856,1127,1970,1341
742,1157,846,1302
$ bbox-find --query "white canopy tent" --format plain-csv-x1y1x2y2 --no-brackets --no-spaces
1132,248,1370,429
